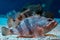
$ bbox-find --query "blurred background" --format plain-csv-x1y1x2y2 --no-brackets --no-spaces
0,0,60,39
0,0,60,18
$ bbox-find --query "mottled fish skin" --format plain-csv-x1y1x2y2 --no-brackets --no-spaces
16,16,57,38
43,20,57,33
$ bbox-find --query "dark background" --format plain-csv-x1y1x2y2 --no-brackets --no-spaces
0,0,60,18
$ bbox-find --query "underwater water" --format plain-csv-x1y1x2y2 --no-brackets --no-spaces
0,17,60,40
0,17,8,27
